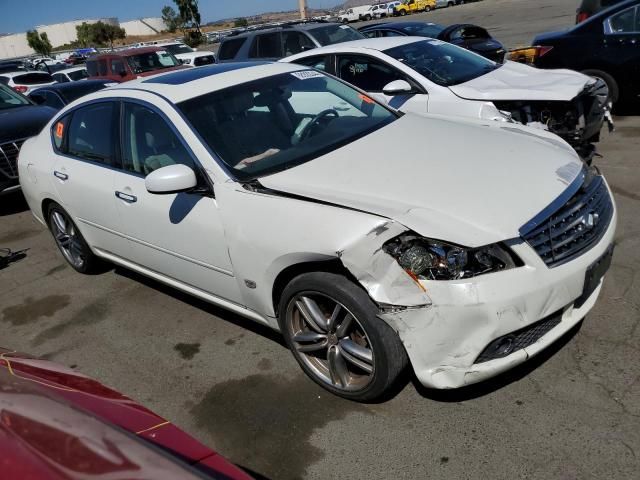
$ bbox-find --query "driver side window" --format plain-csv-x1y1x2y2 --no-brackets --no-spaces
337,55,406,92
121,102,197,176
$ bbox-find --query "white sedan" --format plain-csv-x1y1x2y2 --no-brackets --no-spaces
19,62,616,400
0,71,56,95
283,37,609,162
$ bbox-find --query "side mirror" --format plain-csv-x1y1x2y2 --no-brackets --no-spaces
145,164,197,195
382,79,414,96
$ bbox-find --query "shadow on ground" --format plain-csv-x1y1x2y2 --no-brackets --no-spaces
0,192,29,217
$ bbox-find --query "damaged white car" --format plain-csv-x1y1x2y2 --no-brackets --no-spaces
19,63,617,401
283,37,611,163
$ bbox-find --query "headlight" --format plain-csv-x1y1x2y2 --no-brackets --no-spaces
384,234,520,281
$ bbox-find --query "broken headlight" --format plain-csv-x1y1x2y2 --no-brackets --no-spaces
384,235,519,281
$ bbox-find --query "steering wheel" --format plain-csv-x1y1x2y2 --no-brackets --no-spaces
299,109,339,141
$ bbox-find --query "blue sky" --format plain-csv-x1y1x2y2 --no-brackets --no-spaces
0,0,345,34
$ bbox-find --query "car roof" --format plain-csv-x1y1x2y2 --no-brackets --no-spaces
101,61,304,104
32,79,111,93
361,21,442,30
56,66,87,73
89,46,163,59
284,36,422,57
225,21,345,39
0,70,53,78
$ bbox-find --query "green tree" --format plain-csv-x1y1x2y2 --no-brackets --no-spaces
161,5,181,33
234,17,249,28
26,30,52,57
76,22,93,47
174,0,202,35
91,21,126,49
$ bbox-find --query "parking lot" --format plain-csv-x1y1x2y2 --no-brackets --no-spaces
1,0,639,479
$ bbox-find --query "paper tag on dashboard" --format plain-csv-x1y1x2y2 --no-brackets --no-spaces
291,70,324,80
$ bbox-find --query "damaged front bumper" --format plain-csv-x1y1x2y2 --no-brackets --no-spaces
494,78,611,164
340,207,617,390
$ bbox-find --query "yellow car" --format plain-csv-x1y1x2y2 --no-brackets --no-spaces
393,0,436,16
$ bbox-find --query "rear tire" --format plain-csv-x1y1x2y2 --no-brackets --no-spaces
47,203,103,274
278,272,408,402
581,69,619,104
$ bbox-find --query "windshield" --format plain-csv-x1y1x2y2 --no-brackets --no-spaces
127,50,180,73
384,39,500,87
312,24,366,46
0,84,31,109
163,44,194,55
179,71,396,180
397,23,445,38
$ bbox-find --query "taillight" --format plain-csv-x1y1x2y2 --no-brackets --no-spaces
576,11,590,23
507,46,554,65
13,85,27,94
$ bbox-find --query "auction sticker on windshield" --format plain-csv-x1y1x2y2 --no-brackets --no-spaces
291,70,324,80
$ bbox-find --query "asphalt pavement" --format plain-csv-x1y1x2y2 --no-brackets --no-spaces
1,1,639,479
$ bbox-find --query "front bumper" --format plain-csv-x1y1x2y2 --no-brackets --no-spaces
380,207,617,390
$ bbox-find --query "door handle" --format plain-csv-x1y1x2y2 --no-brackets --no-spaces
115,191,137,203
53,170,68,181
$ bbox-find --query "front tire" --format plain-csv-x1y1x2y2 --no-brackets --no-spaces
47,203,102,274
278,272,408,401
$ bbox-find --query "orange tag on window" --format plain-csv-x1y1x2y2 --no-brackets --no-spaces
359,94,375,104
55,122,64,138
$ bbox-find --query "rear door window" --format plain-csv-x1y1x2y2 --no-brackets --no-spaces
606,6,640,33
98,60,108,76
111,59,125,75
66,102,117,165
249,32,282,58
282,32,315,56
218,38,247,60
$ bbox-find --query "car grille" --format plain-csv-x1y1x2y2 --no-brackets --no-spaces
522,174,613,267
0,139,26,179
475,312,562,364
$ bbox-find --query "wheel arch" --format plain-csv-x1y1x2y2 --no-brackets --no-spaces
271,258,356,317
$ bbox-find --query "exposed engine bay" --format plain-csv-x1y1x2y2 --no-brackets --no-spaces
493,78,611,164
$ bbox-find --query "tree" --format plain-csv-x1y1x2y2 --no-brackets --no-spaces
234,17,249,28
91,21,126,49
174,0,202,35
76,22,93,47
161,5,181,33
26,30,52,57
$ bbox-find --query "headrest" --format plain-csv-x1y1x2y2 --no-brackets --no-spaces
254,87,292,107
222,92,254,115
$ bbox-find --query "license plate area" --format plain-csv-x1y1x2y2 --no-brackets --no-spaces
575,244,614,308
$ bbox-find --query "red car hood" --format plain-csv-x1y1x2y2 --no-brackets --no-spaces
0,348,251,479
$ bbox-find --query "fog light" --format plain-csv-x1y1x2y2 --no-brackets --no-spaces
493,336,515,357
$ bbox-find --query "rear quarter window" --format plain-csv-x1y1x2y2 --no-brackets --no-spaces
52,114,71,152
218,38,247,60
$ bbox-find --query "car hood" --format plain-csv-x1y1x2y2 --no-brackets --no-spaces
449,60,594,101
260,114,583,247
0,105,56,144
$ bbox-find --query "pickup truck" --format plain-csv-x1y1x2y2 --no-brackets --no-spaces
393,0,436,15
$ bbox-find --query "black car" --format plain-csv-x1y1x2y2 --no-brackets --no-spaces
28,80,114,110
511,0,639,103
576,0,627,22
359,21,506,62
0,84,55,195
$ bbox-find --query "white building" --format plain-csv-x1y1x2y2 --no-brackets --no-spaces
120,17,165,36
0,16,165,60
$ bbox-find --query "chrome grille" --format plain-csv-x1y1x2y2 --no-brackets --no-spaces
0,139,26,179
522,175,613,267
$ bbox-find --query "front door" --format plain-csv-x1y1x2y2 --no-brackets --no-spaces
112,101,243,304
335,54,428,114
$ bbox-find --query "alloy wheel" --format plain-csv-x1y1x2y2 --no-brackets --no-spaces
286,292,375,392
50,210,85,269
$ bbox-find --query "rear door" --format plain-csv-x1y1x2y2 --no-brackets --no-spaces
603,4,640,89
50,101,128,256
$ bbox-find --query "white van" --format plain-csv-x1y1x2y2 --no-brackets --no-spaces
338,5,373,23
